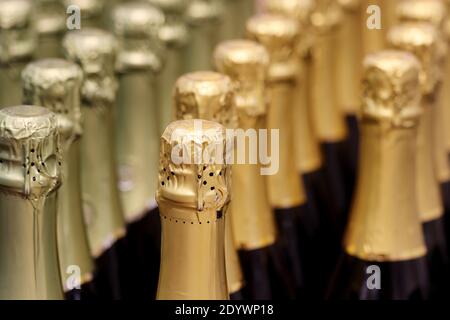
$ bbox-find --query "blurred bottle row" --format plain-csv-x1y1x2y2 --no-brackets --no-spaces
0,0,449,301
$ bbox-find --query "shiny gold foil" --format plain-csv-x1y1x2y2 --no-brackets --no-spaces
246,14,306,208
444,8,450,151
148,0,190,134
335,0,362,115
388,23,444,222
156,119,230,300
113,2,165,223
63,29,126,258
35,0,66,59
214,40,277,250
309,1,348,142
183,0,224,72
0,0,36,108
22,59,95,292
266,0,323,173
345,51,427,262
396,0,450,183
173,71,243,295
0,105,63,299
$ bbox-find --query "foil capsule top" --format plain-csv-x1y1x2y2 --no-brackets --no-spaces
246,14,300,82
22,59,83,142
0,0,36,63
362,50,422,126
310,0,343,32
0,105,61,198
266,0,316,27
156,119,231,219
185,0,224,25
397,0,447,28
35,0,66,35
112,1,165,73
0,0,33,29
214,40,269,117
148,0,190,48
388,22,443,96
63,29,117,105
174,71,237,128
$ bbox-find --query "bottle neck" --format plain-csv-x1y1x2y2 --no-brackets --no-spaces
81,102,125,258
294,59,323,173
58,138,94,290
156,198,228,300
311,33,348,142
0,190,63,299
416,97,443,222
344,118,426,262
116,71,160,222
231,115,277,250
266,82,305,209
335,6,361,115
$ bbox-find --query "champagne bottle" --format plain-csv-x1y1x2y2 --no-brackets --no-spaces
246,14,308,298
148,0,190,134
0,0,35,108
309,1,350,235
0,105,64,299
442,2,450,260
35,0,66,59
396,1,450,290
63,29,127,300
112,1,165,299
173,71,244,299
183,0,224,72
334,0,362,193
443,3,450,158
389,22,449,299
214,39,297,300
266,0,339,297
62,0,107,29
328,50,429,300
22,59,96,300
156,119,230,300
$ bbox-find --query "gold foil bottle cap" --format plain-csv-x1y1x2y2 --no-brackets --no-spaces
266,0,316,27
265,0,316,56
362,50,422,125
186,0,224,25
0,105,61,198
112,2,165,73
310,0,343,33
397,0,447,28
148,0,190,48
22,59,83,143
156,119,231,220
214,40,269,117
62,0,105,18
246,14,300,82
174,71,237,128
35,0,66,35
388,22,442,96
63,28,117,105
344,50,426,261
0,0,36,63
